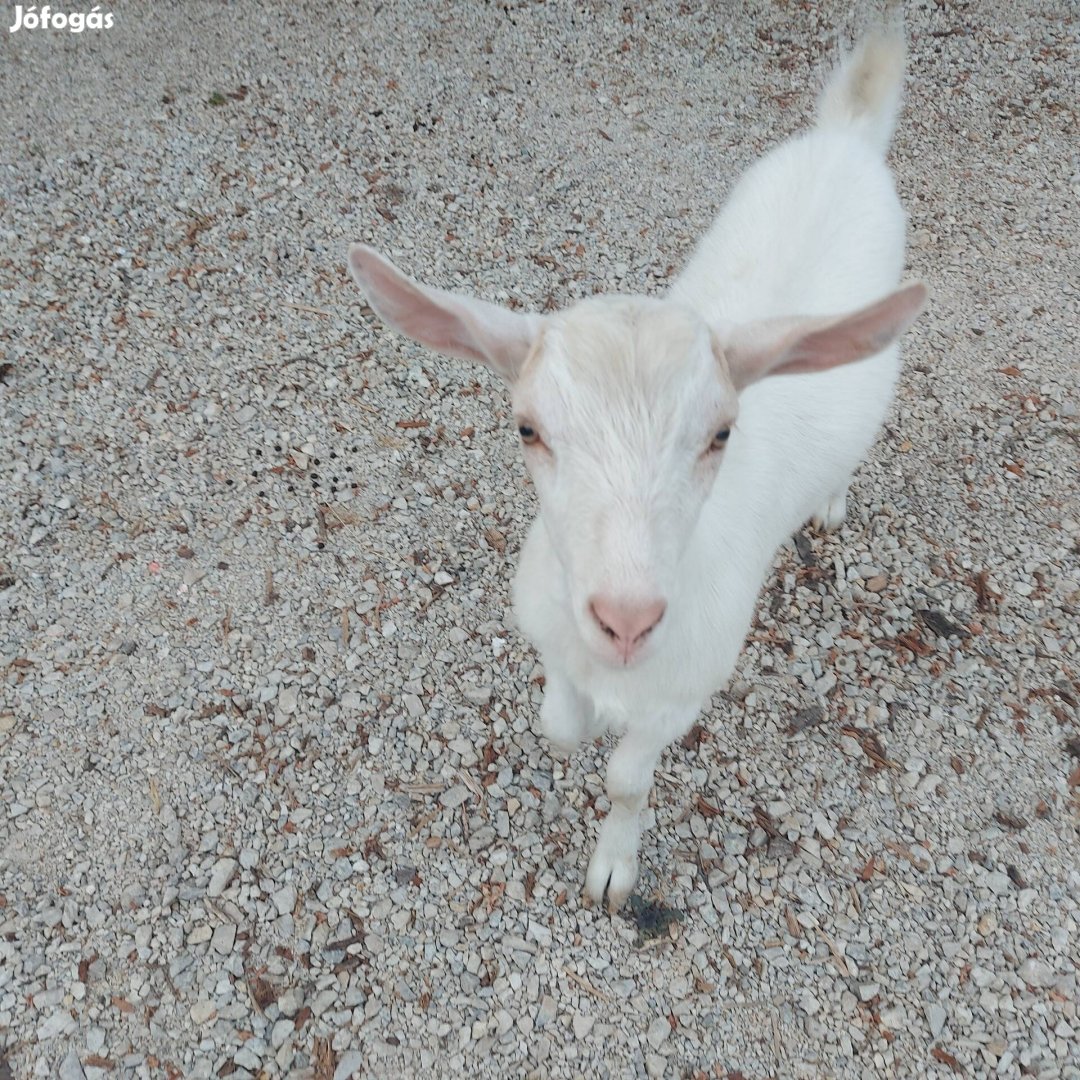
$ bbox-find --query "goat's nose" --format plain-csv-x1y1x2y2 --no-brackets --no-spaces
589,595,667,658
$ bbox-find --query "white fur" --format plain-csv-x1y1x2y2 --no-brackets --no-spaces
347,27,925,910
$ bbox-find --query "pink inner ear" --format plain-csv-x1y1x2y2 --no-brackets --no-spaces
782,282,927,373
351,247,472,357
725,281,927,386
782,319,892,371
347,243,541,379
376,281,477,360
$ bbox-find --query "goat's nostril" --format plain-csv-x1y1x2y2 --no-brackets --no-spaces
637,601,666,640
589,595,667,652
589,602,617,640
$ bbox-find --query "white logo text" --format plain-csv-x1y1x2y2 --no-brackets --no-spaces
9,5,114,33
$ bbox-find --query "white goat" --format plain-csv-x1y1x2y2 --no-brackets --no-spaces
347,28,926,910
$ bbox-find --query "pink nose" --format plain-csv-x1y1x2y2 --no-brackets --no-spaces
589,595,667,661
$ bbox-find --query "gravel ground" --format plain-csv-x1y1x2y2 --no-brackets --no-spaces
1,1,1078,1078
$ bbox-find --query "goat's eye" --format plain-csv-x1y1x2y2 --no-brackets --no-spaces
518,424,540,446
710,428,731,451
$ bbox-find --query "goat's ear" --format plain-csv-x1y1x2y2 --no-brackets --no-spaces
347,244,542,382
718,283,927,390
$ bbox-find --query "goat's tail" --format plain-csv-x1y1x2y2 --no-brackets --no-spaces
815,24,907,156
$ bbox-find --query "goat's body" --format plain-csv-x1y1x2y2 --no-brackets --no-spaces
516,43,910,756
349,26,921,910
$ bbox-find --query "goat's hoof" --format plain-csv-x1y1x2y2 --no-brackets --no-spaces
811,490,848,533
584,846,639,913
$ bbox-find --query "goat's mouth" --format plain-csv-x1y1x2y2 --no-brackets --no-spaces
597,638,653,669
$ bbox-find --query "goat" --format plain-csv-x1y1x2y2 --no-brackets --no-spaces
346,26,926,910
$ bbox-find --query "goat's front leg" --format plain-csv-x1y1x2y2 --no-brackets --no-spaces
584,723,678,911
538,671,594,756
811,486,849,532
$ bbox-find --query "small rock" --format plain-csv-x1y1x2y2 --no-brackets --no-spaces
1019,958,1056,988
469,826,496,852
572,1013,595,1039
59,1048,87,1080
234,1046,262,1071
334,1051,365,1080
789,705,826,734
190,1000,217,1024
526,920,552,948
723,831,747,857
271,883,297,917
647,1016,671,1049
207,858,237,897
211,923,236,954
271,1017,293,1048
439,785,470,809
312,988,339,1016
880,1005,906,1028
35,988,65,1009
646,1054,667,1078
188,924,213,945
924,1003,947,1038
277,988,304,1017
38,1011,77,1039
536,995,556,1028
